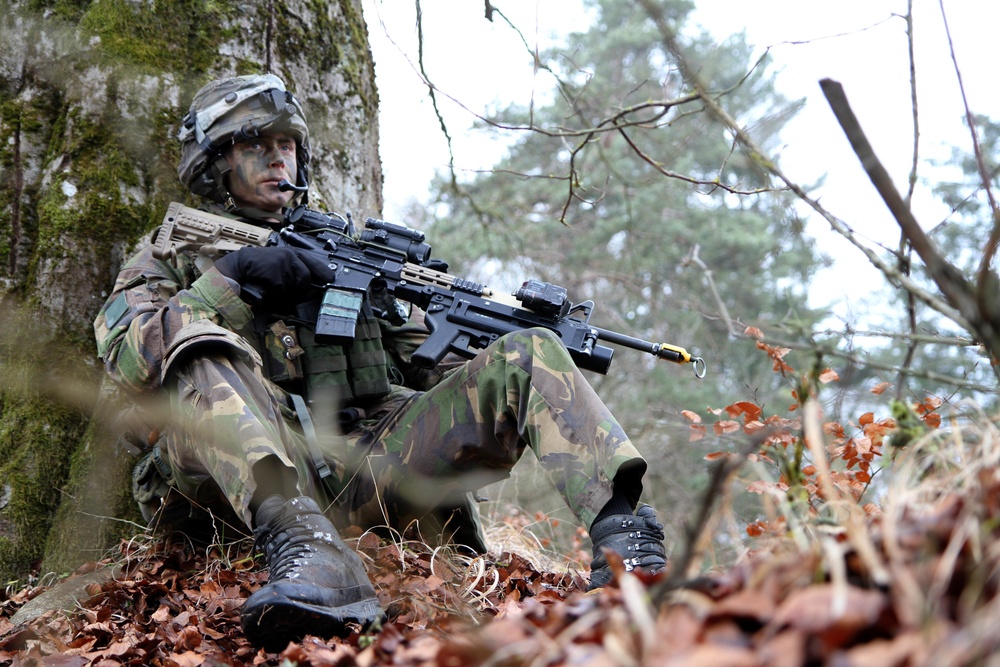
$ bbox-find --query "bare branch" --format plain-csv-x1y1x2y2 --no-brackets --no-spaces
761,332,994,395
636,0,975,336
904,2,920,208
617,126,778,196
936,0,1000,288
817,78,1000,379
680,244,737,337
898,0,920,400
818,80,956,291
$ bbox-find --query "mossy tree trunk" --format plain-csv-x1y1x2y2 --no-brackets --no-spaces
0,0,381,582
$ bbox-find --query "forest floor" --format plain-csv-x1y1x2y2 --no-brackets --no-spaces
1,422,999,667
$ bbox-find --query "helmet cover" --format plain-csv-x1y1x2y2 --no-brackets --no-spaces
177,74,311,205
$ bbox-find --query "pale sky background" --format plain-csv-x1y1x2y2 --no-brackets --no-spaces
361,1,999,326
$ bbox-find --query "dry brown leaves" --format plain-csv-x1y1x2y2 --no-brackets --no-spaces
3,433,1000,666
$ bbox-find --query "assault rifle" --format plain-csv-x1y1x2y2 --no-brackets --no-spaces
152,200,707,378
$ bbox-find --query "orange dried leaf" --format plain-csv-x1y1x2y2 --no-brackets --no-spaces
858,412,874,426
681,409,702,423
772,584,886,633
922,396,944,410
705,451,728,461
745,325,765,340
690,424,707,442
823,421,846,438
747,480,786,495
871,381,892,395
714,420,742,435
725,401,763,422
818,368,840,384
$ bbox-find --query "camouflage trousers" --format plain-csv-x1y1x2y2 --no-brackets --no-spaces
147,328,646,545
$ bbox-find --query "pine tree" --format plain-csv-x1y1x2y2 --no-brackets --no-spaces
423,0,827,534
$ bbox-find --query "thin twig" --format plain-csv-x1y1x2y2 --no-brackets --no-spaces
681,244,737,336
936,0,1000,300
651,432,762,606
636,0,975,337
898,0,920,400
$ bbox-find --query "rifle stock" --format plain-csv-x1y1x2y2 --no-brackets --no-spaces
152,202,273,262
152,203,707,378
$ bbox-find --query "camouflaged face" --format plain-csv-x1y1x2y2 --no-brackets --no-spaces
177,74,310,202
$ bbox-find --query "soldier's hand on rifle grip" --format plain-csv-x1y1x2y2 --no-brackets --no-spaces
214,246,312,306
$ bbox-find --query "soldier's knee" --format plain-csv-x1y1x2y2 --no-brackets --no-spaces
503,327,562,347
492,327,561,357
527,327,560,343
491,328,574,372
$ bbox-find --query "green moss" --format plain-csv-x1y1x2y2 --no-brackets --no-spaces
0,298,111,582
78,0,238,76
0,370,88,582
338,0,380,117
275,1,376,117
33,111,149,261
42,403,144,576
0,95,54,276
26,0,90,22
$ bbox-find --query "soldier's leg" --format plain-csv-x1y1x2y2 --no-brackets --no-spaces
351,328,647,530
163,351,381,647
361,328,667,587
163,351,313,526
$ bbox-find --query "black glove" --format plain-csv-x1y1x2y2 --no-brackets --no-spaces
214,246,312,305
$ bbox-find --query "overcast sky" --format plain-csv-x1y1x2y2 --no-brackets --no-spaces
361,1,999,322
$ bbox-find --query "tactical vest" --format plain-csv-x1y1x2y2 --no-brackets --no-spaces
193,203,394,406
260,305,393,405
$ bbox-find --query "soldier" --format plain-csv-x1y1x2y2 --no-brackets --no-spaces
93,74,667,650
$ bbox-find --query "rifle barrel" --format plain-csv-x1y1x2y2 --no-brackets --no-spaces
593,327,706,378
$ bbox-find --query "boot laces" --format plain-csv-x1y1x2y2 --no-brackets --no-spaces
616,517,664,571
258,510,339,581
591,506,666,572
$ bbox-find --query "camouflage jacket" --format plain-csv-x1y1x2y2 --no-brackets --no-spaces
93,208,451,416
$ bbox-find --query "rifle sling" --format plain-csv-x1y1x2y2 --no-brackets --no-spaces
289,392,338,497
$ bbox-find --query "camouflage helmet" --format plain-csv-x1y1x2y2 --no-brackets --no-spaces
177,74,311,206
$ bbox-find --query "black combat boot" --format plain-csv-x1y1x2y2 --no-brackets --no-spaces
240,495,383,651
587,503,667,590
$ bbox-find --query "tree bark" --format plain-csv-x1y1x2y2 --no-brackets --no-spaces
0,0,381,580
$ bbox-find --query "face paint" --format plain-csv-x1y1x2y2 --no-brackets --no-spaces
224,131,298,213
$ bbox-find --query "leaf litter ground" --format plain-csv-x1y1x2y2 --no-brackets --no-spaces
2,426,1000,666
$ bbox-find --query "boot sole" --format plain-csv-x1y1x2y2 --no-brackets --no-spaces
241,586,383,652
